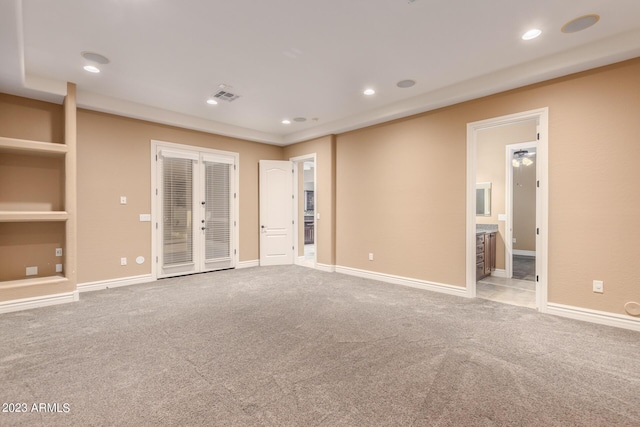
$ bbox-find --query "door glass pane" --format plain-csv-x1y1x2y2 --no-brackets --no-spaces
205,162,230,260
163,158,193,265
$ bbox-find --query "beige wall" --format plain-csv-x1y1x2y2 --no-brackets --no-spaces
77,109,283,283
513,155,536,252
336,57,640,316
476,120,537,269
283,135,336,265
336,114,467,285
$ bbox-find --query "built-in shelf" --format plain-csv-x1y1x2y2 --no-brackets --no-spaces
0,275,68,290
0,211,69,222
0,136,67,156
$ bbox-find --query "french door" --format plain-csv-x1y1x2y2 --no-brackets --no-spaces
155,144,237,278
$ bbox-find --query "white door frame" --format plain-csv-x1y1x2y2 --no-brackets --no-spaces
151,139,239,280
290,153,317,268
466,108,549,312
505,141,537,279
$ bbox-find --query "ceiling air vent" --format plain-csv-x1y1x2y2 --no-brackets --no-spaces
212,90,240,102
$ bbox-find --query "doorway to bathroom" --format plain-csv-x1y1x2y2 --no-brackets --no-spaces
467,108,548,312
291,154,317,268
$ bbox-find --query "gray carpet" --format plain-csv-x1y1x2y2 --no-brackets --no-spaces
1,266,639,426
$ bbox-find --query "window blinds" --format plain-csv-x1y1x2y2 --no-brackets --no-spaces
162,157,193,265
204,161,231,261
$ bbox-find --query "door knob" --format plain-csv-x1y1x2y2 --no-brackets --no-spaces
201,227,206,231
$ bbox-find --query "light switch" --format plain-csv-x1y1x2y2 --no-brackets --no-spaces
316,212,320,220
120,196,127,205
56,264,63,273
139,214,151,222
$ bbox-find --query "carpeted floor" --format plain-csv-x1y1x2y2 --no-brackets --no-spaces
1,266,639,426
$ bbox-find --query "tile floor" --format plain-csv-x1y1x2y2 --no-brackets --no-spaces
477,256,536,309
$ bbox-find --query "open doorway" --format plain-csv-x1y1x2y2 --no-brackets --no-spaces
466,108,548,312
291,154,317,268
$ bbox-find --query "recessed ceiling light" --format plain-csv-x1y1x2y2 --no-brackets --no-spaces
83,65,100,73
363,88,375,96
522,29,542,40
397,79,416,88
562,14,600,33
206,99,218,105
293,117,307,122
81,51,110,64
282,119,291,124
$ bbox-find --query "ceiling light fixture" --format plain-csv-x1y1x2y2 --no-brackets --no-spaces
206,99,218,105
363,88,375,96
293,117,307,122
562,14,600,33
512,150,534,167
83,65,100,73
521,29,542,40
282,119,291,124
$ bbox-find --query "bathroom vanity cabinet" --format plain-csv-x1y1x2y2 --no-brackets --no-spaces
476,232,496,280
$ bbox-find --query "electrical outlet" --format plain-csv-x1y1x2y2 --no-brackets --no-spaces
593,280,604,293
120,196,127,205
56,264,63,273
121,257,127,266
368,253,374,261
55,248,63,257
26,266,38,276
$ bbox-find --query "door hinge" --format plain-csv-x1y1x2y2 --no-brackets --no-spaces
292,194,294,199
537,133,540,140
234,221,236,227
292,169,294,174
536,275,539,282
234,193,237,199
155,155,158,161
292,246,295,250
234,249,237,255
536,180,540,188
156,222,158,230
234,164,236,170
156,188,158,195
536,227,539,235
156,256,158,263
292,220,294,225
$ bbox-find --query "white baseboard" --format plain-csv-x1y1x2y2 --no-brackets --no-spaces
316,263,335,273
237,259,259,269
491,269,507,278
546,302,640,332
0,291,79,314
78,274,153,293
335,265,467,297
513,250,536,257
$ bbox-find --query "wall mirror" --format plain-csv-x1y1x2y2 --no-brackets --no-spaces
476,182,491,216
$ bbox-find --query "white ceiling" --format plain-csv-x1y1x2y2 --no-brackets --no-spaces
1,0,640,146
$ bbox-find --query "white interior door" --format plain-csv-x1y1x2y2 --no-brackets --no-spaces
259,160,294,266
157,146,236,278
